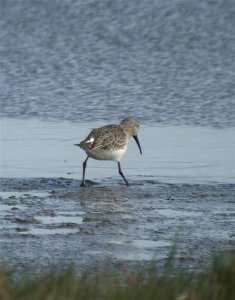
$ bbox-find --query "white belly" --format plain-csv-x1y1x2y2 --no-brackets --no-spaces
87,146,127,162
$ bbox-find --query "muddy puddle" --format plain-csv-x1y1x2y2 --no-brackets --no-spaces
0,177,234,276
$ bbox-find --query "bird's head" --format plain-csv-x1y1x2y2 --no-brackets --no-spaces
120,117,142,155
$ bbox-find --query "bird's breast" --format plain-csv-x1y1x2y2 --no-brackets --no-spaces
86,145,127,162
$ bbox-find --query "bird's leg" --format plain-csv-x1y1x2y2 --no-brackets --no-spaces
81,156,89,187
118,162,129,186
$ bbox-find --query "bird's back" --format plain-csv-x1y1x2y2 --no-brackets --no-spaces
78,124,127,152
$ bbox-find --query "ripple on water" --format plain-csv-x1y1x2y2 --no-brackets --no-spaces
107,239,172,249
36,215,84,225
20,228,80,236
0,191,50,199
1,1,235,127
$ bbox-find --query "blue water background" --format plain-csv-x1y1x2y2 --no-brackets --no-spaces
1,0,235,126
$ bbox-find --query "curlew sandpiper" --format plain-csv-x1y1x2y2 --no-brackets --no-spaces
74,117,142,186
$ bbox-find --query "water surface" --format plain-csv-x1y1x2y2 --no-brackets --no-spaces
0,118,234,276
1,118,234,183
0,0,235,276
1,0,235,127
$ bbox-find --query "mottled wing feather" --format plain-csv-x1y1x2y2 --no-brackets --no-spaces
92,125,126,150
79,125,126,151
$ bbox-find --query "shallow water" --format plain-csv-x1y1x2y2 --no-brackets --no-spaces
0,177,234,274
1,118,234,183
0,118,235,275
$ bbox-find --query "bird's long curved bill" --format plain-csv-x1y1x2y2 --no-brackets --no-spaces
133,135,142,155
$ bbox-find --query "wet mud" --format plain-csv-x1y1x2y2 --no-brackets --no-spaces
1,177,234,276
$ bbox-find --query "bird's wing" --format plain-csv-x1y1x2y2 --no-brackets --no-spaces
81,125,126,151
